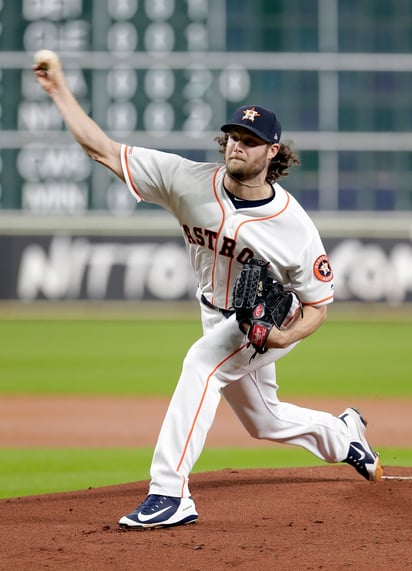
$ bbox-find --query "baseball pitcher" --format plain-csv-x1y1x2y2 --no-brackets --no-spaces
33,51,383,530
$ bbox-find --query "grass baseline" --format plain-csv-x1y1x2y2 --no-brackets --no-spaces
1,447,411,499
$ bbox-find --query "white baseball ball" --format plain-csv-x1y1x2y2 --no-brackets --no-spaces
33,49,60,71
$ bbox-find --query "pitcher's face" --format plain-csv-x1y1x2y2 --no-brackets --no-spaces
224,129,279,182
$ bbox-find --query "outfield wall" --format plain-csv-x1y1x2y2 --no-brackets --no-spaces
0,213,411,304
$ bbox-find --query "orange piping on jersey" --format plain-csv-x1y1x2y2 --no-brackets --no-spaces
210,167,226,301
224,192,292,308
176,343,248,474
122,145,143,201
302,294,334,307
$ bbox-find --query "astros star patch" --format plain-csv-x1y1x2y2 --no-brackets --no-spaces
313,254,333,282
242,107,261,122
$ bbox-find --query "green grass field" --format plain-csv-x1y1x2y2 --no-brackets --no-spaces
0,305,411,498
1,314,410,397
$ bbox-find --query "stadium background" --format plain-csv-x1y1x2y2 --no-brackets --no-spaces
0,0,411,500
0,0,411,304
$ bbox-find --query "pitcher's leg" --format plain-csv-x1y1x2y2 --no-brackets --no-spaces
149,352,223,498
148,313,256,497
222,364,350,462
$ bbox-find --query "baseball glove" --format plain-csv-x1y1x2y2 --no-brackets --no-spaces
232,258,301,354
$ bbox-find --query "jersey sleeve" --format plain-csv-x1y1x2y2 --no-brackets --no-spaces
120,144,184,212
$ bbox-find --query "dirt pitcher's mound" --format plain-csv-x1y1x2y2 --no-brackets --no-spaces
1,466,411,571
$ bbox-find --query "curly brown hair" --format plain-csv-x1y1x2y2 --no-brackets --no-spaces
214,133,300,183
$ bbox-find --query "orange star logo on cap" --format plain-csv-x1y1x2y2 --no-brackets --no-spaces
242,107,261,122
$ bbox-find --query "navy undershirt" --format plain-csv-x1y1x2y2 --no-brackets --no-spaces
224,186,275,209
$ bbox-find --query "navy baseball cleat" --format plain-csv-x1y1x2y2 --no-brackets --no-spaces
118,494,198,529
339,407,383,481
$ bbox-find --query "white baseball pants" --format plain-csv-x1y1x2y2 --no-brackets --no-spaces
148,302,351,498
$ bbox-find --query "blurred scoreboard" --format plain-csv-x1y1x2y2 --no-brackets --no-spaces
0,0,253,213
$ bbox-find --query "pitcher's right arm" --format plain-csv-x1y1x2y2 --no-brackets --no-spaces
33,50,123,180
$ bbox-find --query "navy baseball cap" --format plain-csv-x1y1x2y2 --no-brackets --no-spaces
221,105,282,143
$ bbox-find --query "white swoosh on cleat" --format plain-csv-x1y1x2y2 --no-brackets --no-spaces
351,444,366,460
137,506,173,522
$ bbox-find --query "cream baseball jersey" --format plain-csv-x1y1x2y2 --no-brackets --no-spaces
120,144,334,309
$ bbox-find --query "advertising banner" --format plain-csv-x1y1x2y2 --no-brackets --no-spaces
1,233,411,304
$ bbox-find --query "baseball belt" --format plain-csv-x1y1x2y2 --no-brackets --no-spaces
200,294,235,319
